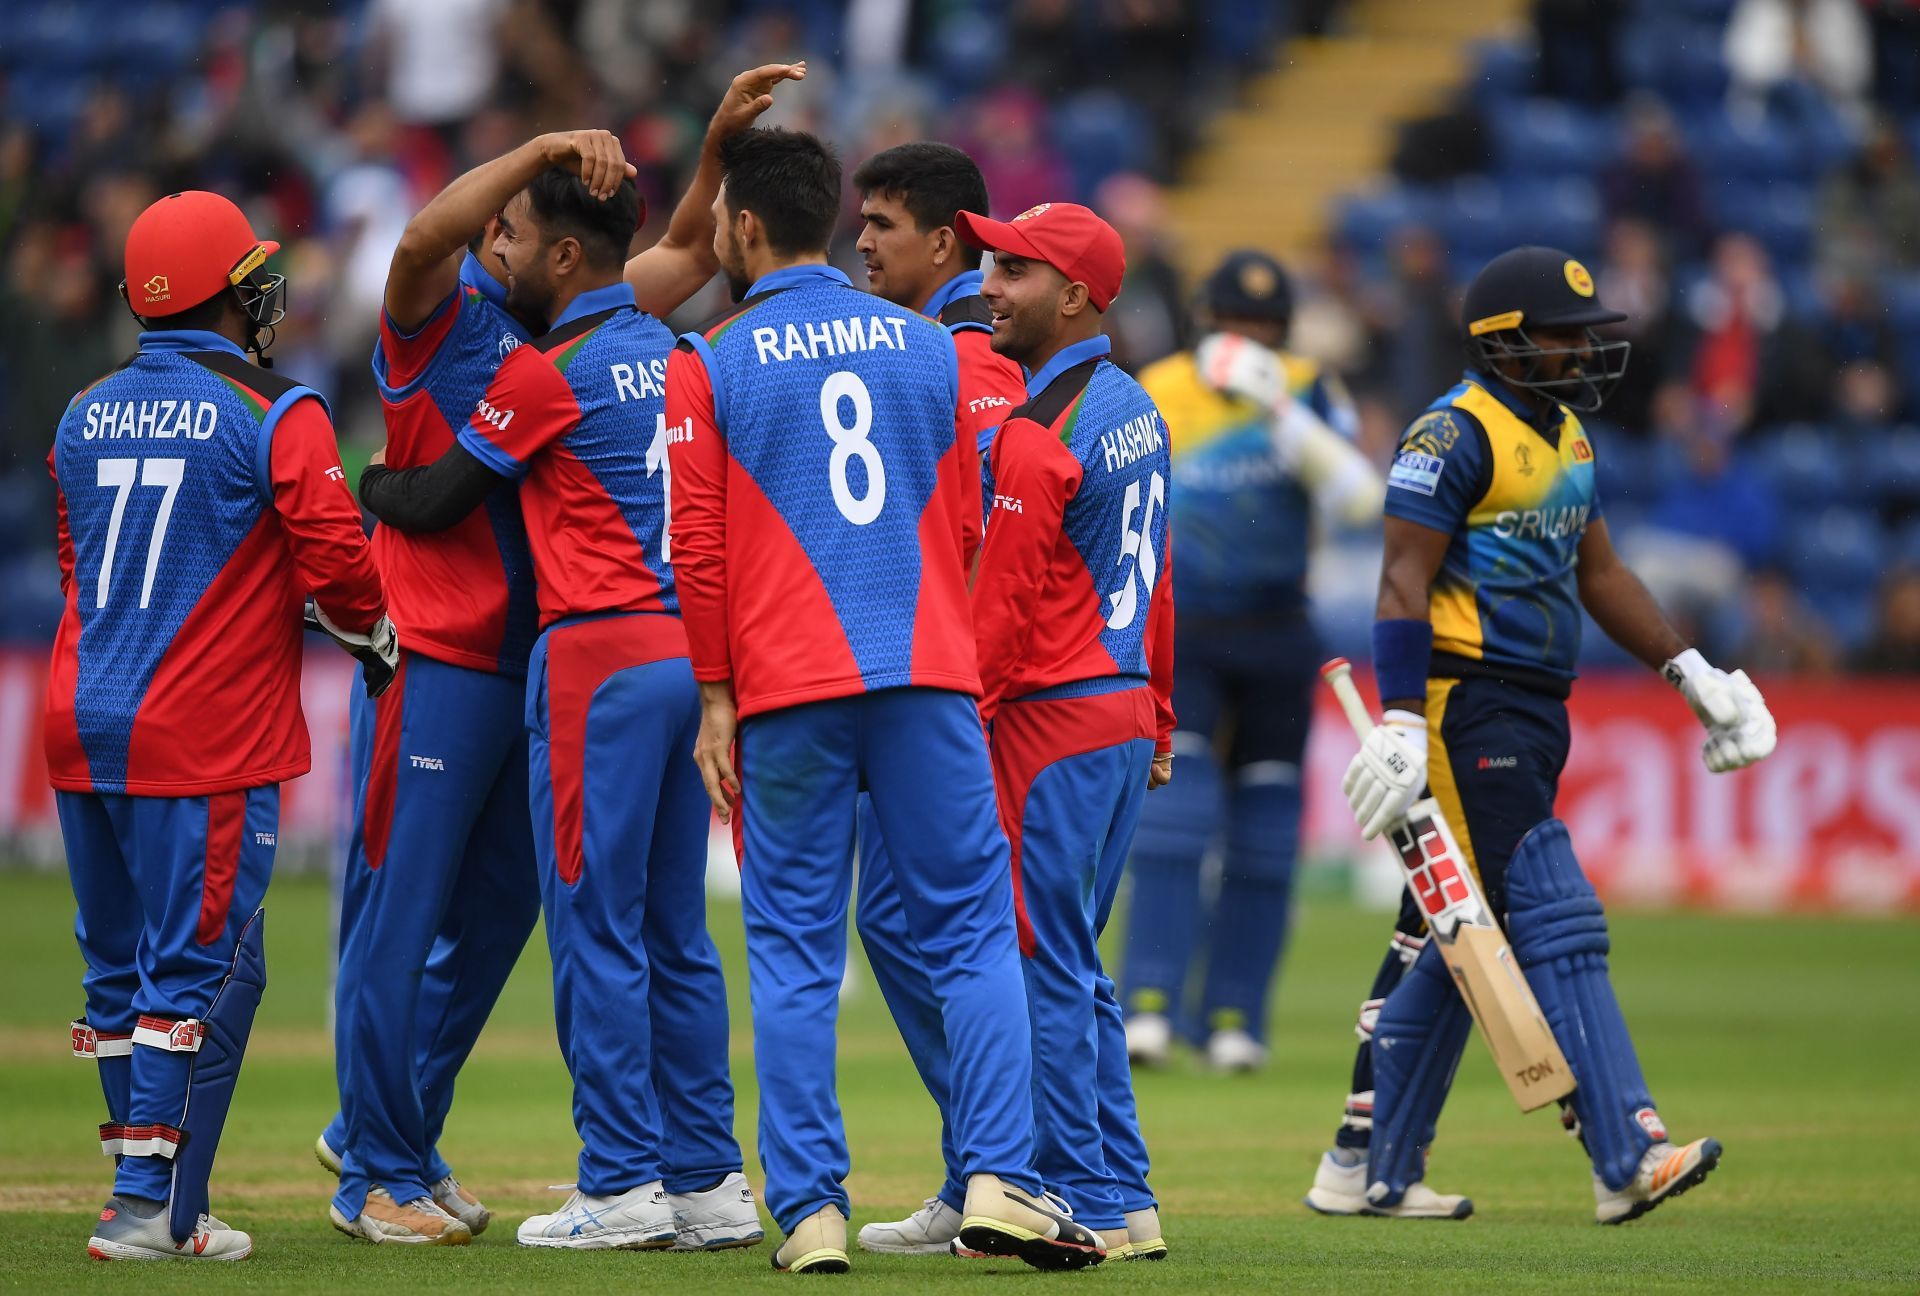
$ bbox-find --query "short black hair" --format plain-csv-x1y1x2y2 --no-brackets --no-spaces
523,167,641,269
719,128,841,257
851,142,989,234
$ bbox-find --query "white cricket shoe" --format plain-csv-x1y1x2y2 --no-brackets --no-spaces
1125,1012,1172,1067
431,1175,491,1237
773,1204,850,1273
1125,1206,1168,1261
857,1195,963,1254
668,1172,764,1250
330,1187,472,1245
314,1131,342,1175
1595,1137,1722,1225
88,1197,252,1261
1205,1027,1269,1073
1304,1149,1472,1219
516,1181,676,1250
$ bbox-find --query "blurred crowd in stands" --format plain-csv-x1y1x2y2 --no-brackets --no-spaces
3,0,1918,675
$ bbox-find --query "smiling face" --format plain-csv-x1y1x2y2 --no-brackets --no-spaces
856,190,941,310
980,251,1072,366
492,191,556,328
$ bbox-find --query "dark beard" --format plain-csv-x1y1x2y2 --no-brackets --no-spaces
725,268,754,303
505,276,555,331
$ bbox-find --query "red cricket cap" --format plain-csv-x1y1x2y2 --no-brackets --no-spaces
956,202,1125,311
124,191,280,318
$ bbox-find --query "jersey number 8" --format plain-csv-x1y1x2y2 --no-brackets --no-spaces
821,371,885,525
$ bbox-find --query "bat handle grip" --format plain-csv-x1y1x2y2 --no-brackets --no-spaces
1320,658,1378,743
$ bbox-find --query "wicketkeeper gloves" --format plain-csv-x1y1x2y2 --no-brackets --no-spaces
306,599,401,698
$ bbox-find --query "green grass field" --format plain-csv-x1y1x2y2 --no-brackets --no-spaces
2,869,1917,1292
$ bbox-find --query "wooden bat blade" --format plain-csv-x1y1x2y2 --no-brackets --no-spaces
1443,925,1576,1111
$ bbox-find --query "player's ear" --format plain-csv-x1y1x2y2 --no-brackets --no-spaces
553,234,583,277
1060,279,1091,319
929,224,956,268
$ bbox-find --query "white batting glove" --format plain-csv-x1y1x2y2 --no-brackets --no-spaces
1342,709,1427,840
1663,649,1776,773
1196,331,1289,411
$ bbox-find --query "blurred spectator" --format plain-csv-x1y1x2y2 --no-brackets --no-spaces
1816,274,1904,422
1725,0,1872,127
1854,568,1920,673
1369,225,1461,421
1594,217,1675,434
369,0,508,132
0,226,123,468
1647,412,1782,570
1093,173,1187,372
1531,0,1624,106
1867,1,1920,113
1678,233,1828,427
324,104,413,361
956,88,1072,220
1737,567,1840,674
1599,98,1711,261
1815,114,1920,279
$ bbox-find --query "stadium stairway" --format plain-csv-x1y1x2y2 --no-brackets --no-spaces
1167,0,1527,273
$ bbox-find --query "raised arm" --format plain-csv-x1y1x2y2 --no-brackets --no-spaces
387,130,635,330
623,63,806,317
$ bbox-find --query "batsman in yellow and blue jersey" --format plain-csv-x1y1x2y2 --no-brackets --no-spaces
1306,245,1779,1224
1119,251,1383,1072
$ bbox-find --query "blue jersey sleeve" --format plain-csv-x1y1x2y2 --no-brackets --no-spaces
1384,407,1489,534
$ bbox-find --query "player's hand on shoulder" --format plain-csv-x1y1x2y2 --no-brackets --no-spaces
306,599,401,699
711,62,808,138
1342,710,1426,839
1196,331,1289,413
541,130,636,201
1663,649,1776,772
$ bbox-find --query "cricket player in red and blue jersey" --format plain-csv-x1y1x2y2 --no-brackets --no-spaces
958,203,1174,1260
51,191,391,1261
321,66,800,1247
667,127,1102,1274
843,143,1031,1258
360,164,759,1253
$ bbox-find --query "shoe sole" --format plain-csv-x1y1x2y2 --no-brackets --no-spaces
518,1230,676,1250
329,1205,471,1246
673,1228,766,1252
1303,1189,1366,1216
1599,1140,1722,1226
1129,1240,1169,1261
88,1237,252,1262
1362,1198,1475,1220
772,1246,851,1273
855,1236,950,1255
956,1218,1104,1271
314,1136,342,1178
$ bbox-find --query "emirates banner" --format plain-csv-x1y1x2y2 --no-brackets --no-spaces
4,650,1918,912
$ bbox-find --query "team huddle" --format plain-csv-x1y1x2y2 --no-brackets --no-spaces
47,60,1780,1272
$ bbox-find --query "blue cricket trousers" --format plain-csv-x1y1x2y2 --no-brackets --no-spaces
739,687,1042,1233
528,614,739,1196
59,786,277,1202
332,650,541,1218
857,685,1159,1228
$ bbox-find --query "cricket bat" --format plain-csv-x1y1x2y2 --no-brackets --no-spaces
1322,659,1576,1113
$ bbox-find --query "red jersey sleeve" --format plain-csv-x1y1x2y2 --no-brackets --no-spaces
1146,525,1175,752
971,418,1081,723
666,344,731,681
269,396,385,634
953,331,1025,569
49,449,74,598
455,343,582,478
377,289,463,392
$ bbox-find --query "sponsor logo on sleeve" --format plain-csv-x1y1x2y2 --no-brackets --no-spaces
1389,451,1445,497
